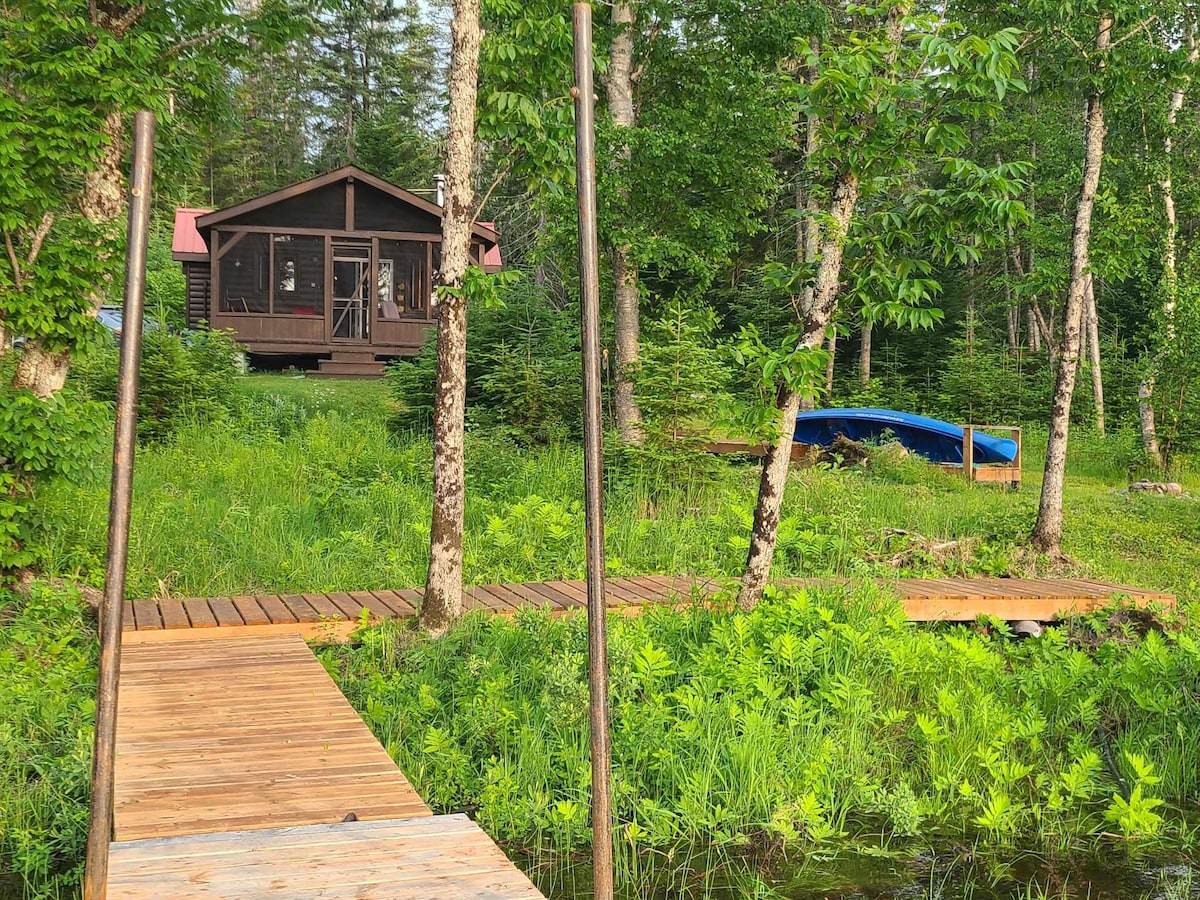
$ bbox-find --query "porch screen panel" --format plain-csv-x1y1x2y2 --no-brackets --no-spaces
273,234,324,316
377,240,430,320
218,233,270,313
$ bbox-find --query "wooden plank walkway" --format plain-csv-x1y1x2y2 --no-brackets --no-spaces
106,634,544,898
122,576,1175,643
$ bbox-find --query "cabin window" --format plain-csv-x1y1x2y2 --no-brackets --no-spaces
218,233,270,313
378,240,430,320
272,234,324,316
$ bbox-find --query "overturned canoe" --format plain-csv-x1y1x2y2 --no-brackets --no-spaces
794,408,1018,465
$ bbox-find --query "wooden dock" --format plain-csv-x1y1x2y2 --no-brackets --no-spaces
121,575,1175,643
103,574,1173,895
105,634,544,898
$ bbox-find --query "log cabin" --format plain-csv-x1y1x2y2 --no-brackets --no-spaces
172,166,501,377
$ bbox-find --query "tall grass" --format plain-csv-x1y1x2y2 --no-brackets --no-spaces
0,586,95,898
31,380,1200,605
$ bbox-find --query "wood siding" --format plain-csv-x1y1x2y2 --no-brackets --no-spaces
184,262,210,329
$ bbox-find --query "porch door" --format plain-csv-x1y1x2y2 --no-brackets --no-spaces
330,240,371,342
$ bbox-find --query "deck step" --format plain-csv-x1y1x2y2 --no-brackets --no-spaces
329,349,378,362
314,358,387,378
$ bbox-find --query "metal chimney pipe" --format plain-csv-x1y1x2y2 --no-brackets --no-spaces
435,173,446,207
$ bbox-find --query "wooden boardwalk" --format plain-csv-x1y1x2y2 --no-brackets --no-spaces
103,574,1173,895
106,634,544,898
122,575,1175,642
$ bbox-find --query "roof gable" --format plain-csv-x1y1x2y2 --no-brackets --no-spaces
195,166,498,246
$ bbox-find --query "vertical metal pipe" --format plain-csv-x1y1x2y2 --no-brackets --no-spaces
571,5,614,899
83,110,155,900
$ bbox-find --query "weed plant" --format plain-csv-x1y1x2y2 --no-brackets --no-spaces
0,585,95,898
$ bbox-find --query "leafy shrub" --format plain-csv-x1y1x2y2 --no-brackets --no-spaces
0,583,96,897
385,276,581,443
144,228,187,329
325,585,1197,877
72,327,243,442
0,355,107,571
385,337,437,431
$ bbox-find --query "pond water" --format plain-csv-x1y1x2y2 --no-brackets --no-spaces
521,849,1199,899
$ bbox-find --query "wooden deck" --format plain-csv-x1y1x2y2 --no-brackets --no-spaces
121,575,1175,643
106,634,544,897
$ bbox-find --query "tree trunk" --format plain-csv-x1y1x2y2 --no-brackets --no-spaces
1138,378,1159,465
1031,13,1111,556
1027,307,1041,353
965,250,977,350
1085,274,1104,434
740,172,859,608
1000,162,1019,354
606,1,643,444
824,327,836,399
421,0,481,636
1138,25,1194,468
796,38,822,412
858,322,872,387
12,110,125,398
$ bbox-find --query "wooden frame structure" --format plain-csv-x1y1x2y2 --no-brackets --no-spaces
173,166,500,372
945,425,1023,487
708,426,1022,487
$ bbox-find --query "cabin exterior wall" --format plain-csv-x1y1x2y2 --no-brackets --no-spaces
173,169,498,361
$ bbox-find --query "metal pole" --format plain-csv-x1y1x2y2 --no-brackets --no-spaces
83,110,155,900
571,5,614,897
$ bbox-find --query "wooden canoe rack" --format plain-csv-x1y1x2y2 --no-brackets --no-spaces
706,425,1022,488
940,424,1023,487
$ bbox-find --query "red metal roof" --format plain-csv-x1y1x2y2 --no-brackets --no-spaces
172,207,213,258
479,221,502,269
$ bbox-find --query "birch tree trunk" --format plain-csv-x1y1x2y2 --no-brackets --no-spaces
1031,12,1111,555
795,42,821,410
739,173,859,607
1085,273,1104,434
965,251,977,350
858,322,872,387
606,1,643,443
421,0,481,636
824,328,836,399
1138,25,1194,467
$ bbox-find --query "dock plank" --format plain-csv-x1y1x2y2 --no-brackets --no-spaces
112,634,429,842
106,814,544,899
126,576,1176,642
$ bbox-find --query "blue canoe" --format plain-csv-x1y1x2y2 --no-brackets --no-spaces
794,408,1018,465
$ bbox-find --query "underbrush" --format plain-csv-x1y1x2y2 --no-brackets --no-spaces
321,585,1199,893
0,585,95,898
